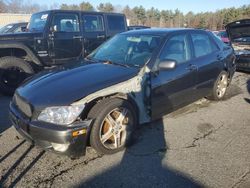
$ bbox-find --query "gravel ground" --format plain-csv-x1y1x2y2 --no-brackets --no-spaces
0,72,249,188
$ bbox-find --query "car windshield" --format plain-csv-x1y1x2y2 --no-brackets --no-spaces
0,24,14,33
28,12,49,32
88,34,163,67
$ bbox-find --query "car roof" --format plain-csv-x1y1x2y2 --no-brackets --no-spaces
123,28,201,36
33,9,125,16
128,25,150,28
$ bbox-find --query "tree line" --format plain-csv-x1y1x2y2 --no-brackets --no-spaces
0,0,58,14
1,0,250,30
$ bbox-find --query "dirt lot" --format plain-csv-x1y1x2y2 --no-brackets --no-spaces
0,72,249,188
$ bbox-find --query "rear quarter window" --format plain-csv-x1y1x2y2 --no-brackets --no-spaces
107,15,126,33
191,33,219,58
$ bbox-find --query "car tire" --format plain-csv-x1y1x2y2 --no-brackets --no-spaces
88,98,137,155
0,56,34,96
207,71,229,101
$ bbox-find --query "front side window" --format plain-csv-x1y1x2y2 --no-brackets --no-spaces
191,33,218,58
88,34,163,67
83,15,104,32
159,34,191,64
52,13,80,32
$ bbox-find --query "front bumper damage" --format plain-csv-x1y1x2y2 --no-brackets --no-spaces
9,102,92,157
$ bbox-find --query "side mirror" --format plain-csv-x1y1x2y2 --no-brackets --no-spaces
158,60,177,70
50,25,57,32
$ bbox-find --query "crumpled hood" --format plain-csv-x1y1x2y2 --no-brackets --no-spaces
16,63,139,108
226,19,250,41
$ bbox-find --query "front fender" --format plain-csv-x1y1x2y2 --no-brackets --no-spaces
0,41,42,65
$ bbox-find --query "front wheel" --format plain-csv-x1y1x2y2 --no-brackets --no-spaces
0,56,34,95
88,98,137,155
207,71,229,101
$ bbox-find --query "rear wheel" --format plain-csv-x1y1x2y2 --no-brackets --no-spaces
207,71,229,100
88,98,137,155
0,56,34,95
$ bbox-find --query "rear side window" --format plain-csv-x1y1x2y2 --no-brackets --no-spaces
52,13,80,32
107,15,126,32
83,15,104,32
159,34,191,64
191,33,218,58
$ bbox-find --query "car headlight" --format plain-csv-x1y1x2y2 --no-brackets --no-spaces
38,104,85,125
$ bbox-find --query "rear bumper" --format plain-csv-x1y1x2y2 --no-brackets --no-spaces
9,102,92,157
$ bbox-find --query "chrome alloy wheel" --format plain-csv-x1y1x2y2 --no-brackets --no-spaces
99,107,134,150
216,74,228,98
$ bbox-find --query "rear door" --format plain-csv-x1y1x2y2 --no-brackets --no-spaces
49,12,83,63
151,32,197,118
82,14,106,56
190,31,222,97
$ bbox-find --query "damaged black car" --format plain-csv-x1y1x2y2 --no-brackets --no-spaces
9,29,236,157
226,19,250,72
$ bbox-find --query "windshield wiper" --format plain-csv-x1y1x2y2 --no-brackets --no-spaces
96,59,131,68
85,56,97,63
104,60,130,68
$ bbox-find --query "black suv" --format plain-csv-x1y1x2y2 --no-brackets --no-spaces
0,10,127,95
10,29,236,157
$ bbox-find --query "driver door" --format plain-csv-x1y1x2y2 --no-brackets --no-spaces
151,33,197,119
48,12,83,64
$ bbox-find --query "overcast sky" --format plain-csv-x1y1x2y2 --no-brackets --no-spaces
36,0,250,13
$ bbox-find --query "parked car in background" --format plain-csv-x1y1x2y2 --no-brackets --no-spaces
217,30,230,44
212,31,219,35
10,28,236,158
0,10,127,95
226,19,250,72
0,22,28,34
128,25,150,30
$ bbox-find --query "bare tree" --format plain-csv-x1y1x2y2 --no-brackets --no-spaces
7,0,23,13
97,3,114,12
79,1,94,11
0,0,6,13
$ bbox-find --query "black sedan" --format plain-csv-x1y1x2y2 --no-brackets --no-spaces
0,22,28,34
9,28,236,157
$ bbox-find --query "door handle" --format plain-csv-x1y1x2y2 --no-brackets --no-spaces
97,35,105,39
186,64,197,71
73,36,83,39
